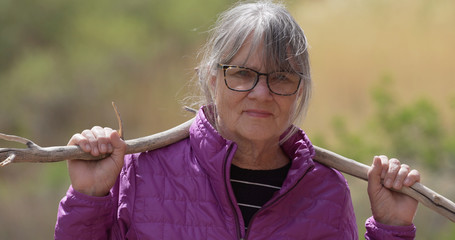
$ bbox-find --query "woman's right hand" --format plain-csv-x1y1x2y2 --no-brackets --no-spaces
67,126,127,197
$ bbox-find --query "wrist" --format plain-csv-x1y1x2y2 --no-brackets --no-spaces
73,185,109,197
374,216,413,226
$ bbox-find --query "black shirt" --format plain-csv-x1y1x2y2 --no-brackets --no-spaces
230,163,291,229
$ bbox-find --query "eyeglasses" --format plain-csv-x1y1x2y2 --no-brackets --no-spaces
218,64,301,96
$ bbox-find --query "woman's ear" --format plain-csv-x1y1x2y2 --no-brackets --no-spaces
297,84,304,98
209,72,217,95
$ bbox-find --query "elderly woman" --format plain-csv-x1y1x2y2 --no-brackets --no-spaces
55,1,420,239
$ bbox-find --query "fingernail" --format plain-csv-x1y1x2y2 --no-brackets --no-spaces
404,178,411,186
100,144,107,153
385,179,392,187
85,144,91,151
375,158,381,165
108,144,113,152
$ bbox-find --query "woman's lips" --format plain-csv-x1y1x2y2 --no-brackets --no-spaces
244,109,273,118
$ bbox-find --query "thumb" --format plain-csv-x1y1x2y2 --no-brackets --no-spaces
368,156,384,194
109,131,127,157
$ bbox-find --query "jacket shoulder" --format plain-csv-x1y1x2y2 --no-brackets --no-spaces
123,137,191,174
307,161,350,194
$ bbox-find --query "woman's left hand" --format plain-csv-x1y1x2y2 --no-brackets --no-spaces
367,155,421,226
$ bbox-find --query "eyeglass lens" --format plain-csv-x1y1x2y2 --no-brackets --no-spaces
224,66,300,95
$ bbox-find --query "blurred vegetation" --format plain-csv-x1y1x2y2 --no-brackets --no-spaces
316,76,455,238
324,75,455,171
1,0,454,239
0,0,233,145
0,0,232,239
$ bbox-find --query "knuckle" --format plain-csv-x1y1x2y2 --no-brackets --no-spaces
91,125,103,131
72,133,83,139
68,134,83,145
401,164,410,170
389,158,400,164
400,168,410,175
81,129,92,135
410,169,421,177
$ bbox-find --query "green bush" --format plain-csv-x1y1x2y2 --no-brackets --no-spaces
327,75,453,171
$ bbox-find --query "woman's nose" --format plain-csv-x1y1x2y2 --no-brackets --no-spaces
248,76,273,99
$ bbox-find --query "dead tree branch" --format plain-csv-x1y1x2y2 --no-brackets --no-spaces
0,117,194,165
1,111,454,223
314,146,455,223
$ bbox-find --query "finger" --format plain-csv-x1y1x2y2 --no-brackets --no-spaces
91,126,110,154
383,158,400,188
393,164,410,189
82,129,99,156
68,134,91,152
404,169,421,186
109,131,127,171
110,131,126,154
104,127,115,153
378,155,389,179
367,156,383,193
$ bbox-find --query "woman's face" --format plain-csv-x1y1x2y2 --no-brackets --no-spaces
211,40,301,144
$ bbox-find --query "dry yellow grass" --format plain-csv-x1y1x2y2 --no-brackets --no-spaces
291,0,455,237
291,0,455,137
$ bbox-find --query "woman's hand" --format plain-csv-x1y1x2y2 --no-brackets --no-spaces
367,155,421,226
67,126,127,197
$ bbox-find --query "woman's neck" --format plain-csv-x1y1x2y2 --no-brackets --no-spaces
232,140,290,170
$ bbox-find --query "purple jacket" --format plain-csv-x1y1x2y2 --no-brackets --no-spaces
55,107,416,239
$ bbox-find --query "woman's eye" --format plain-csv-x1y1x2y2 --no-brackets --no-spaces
275,74,288,80
272,73,290,82
232,70,254,78
238,70,249,76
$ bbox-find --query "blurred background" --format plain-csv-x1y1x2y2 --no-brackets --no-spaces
0,0,454,238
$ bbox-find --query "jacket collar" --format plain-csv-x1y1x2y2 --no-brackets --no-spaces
189,106,235,175
189,106,316,192
278,126,316,193
189,106,239,225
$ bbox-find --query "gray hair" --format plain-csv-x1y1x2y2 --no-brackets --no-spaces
196,0,312,142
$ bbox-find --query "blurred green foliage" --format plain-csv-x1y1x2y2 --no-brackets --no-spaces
372,77,445,169
325,75,455,172
0,0,232,145
308,71,455,239
321,75,455,239
1,0,454,239
0,0,232,239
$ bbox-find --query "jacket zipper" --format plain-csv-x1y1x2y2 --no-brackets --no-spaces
223,143,243,240
243,164,314,240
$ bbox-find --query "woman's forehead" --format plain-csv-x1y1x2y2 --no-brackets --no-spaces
226,38,298,72
227,39,263,68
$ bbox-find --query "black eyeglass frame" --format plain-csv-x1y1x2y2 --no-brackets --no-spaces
217,64,302,96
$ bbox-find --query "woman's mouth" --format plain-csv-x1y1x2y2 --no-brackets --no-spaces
244,109,273,118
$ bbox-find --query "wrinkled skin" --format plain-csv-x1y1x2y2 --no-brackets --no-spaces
367,155,421,226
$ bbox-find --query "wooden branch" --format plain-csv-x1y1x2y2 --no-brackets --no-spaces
1,117,455,223
314,146,455,222
0,117,195,165
112,102,124,139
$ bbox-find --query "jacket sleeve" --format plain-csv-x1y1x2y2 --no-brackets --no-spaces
364,216,416,240
54,184,119,240
54,154,139,240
